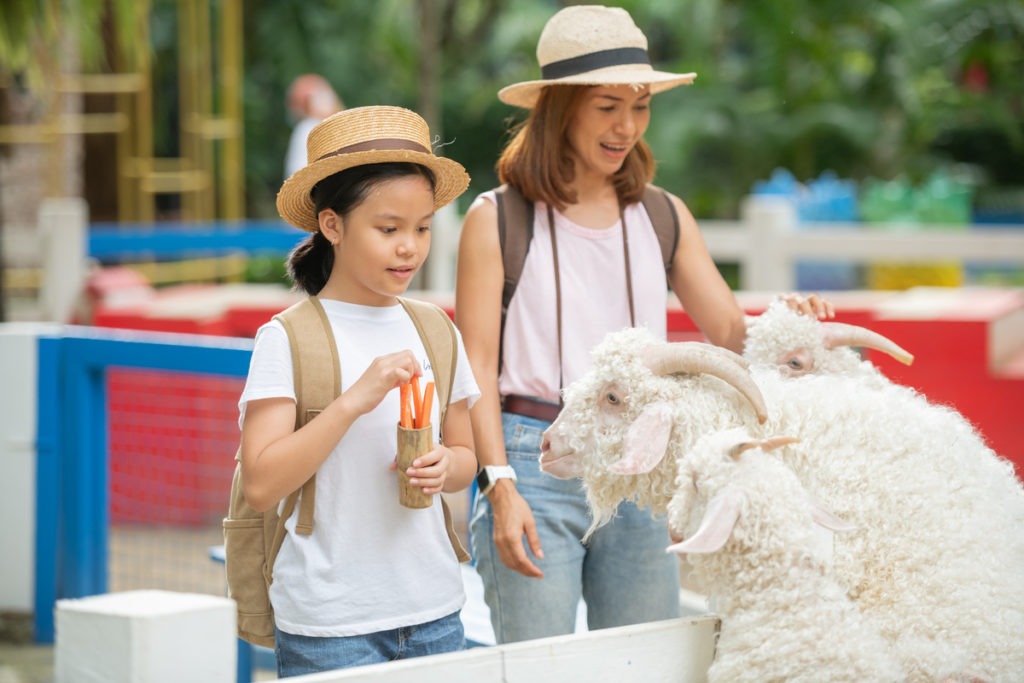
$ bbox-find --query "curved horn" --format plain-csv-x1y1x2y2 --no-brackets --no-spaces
728,435,799,459
759,435,800,452
643,342,768,424
821,322,914,366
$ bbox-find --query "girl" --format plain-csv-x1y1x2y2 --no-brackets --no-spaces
239,106,479,676
455,5,832,644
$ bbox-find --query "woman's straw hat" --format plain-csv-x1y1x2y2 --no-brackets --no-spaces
277,105,470,232
498,5,697,109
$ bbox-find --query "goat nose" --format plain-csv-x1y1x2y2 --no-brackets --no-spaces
540,437,550,453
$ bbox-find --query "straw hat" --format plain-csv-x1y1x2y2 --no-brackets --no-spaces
277,105,470,232
498,5,697,109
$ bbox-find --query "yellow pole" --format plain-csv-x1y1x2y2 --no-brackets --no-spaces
219,0,245,220
135,0,155,222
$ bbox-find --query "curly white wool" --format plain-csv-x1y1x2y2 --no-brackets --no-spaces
666,428,903,683
547,325,1024,682
743,299,878,378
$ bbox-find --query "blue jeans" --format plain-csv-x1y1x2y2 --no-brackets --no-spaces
470,412,680,644
274,611,464,678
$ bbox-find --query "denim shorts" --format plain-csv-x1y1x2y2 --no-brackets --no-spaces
469,412,680,644
274,610,464,677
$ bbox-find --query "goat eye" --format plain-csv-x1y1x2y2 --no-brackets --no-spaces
606,392,620,405
786,357,804,370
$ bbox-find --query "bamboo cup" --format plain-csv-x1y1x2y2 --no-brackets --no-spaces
397,423,434,509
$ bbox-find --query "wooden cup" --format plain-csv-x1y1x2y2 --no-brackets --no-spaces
396,423,434,509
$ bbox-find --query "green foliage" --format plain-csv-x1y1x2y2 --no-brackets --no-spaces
0,0,140,83
7,0,1016,220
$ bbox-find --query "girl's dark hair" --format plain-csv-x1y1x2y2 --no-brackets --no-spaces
286,162,436,295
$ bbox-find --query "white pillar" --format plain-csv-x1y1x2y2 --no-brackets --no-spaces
739,195,796,292
39,197,89,323
425,203,459,292
56,590,237,683
0,324,57,612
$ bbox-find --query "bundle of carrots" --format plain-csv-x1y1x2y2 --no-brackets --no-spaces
399,375,434,430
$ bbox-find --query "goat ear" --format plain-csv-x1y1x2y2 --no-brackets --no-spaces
808,495,856,533
607,403,673,475
666,488,743,555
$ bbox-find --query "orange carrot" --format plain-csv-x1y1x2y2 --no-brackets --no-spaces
400,384,412,428
411,375,423,425
418,381,435,429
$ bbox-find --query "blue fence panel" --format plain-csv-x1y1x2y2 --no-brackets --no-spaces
88,220,305,260
34,328,252,643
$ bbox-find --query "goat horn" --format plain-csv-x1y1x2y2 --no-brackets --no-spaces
643,342,768,424
760,435,800,452
821,322,914,365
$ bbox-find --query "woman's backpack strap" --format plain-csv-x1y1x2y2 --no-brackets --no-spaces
641,184,680,272
494,184,535,319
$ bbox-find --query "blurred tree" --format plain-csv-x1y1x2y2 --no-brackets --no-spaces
1,0,141,320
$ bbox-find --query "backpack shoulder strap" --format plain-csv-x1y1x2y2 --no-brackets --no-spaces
396,297,471,563
273,296,341,536
397,297,457,431
641,184,680,272
495,184,535,317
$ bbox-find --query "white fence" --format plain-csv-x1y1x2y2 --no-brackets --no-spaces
289,616,718,683
20,196,1024,324
708,197,1024,291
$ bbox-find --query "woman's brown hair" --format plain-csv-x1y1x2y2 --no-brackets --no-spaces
496,84,655,210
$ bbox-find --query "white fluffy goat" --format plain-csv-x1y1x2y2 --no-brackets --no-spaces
665,428,903,683
743,299,914,381
540,326,1024,682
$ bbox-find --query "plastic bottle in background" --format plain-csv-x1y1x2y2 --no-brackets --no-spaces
751,168,861,291
863,172,968,290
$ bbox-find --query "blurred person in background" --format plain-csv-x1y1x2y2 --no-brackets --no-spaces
285,74,344,179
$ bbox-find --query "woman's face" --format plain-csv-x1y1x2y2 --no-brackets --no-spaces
331,174,435,306
566,84,651,180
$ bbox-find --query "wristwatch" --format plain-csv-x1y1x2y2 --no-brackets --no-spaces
476,465,518,495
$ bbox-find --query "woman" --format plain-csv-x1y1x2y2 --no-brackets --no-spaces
455,5,831,644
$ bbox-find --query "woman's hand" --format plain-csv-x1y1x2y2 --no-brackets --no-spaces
345,350,421,416
778,292,835,320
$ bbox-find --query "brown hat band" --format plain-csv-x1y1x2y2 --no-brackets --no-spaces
540,47,650,80
316,137,430,162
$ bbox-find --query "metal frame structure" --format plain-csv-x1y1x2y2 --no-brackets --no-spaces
0,0,244,222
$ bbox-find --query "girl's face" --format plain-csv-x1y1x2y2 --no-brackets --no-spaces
567,85,651,181
330,174,435,306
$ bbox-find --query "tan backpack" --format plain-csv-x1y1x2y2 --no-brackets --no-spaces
222,295,470,648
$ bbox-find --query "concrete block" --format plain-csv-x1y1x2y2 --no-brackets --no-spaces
56,590,236,683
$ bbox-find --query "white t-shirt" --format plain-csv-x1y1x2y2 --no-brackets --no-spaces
284,117,320,179
239,298,480,637
473,191,670,404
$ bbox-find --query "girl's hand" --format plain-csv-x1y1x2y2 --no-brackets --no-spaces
778,292,835,320
345,350,421,416
395,444,451,495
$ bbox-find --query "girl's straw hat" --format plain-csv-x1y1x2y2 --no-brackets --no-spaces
277,105,470,232
498,5,697,109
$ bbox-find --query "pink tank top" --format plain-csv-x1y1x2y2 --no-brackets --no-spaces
477,191,670,403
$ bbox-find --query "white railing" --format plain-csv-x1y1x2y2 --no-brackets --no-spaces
23,197,1024,325
706,197,1024,291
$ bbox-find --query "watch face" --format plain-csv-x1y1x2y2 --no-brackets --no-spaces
476,469,490,490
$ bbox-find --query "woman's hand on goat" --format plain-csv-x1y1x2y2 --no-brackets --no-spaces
489,483,545,578
778,292,835,320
